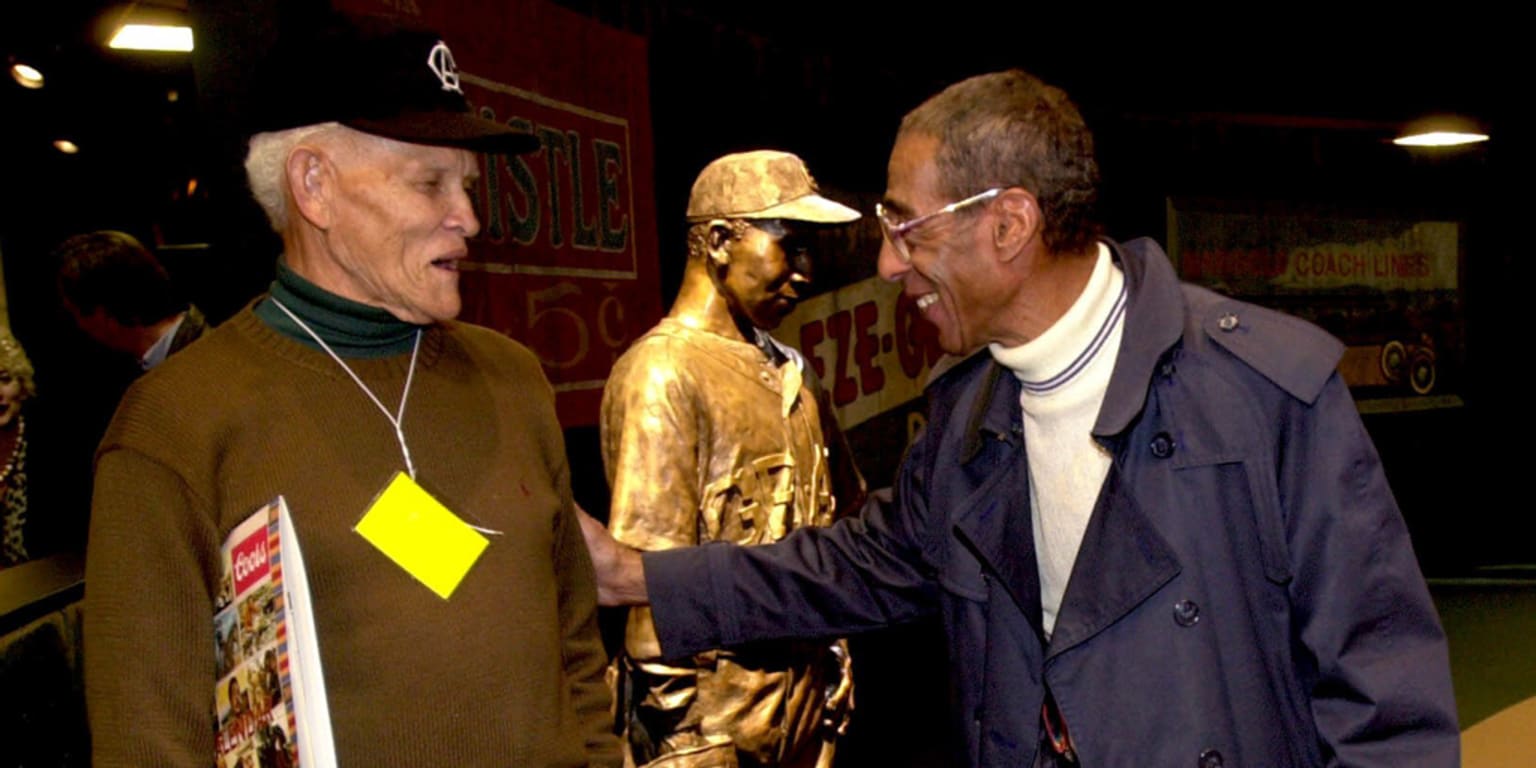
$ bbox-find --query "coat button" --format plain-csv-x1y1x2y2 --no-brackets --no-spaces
1149,432,1176,458
1198,748,1224,767
1173,600,1201,627
1217,312,1239,331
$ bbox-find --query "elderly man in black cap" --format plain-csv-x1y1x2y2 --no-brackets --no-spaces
83,14,619,767
600,150,866,768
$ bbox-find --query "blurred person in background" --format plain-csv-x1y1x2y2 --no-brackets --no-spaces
53,229,207,372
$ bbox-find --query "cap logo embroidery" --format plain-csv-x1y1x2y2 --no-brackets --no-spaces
427,41,462,94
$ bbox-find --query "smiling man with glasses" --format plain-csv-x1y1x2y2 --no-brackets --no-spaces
581,70,1458,767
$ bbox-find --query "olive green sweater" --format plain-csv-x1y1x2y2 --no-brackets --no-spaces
84,302,619,767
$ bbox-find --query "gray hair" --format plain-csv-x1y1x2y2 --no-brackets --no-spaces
242,122,346,232
899,69,1101,254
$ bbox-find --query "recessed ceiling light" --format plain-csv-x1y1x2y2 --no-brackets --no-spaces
108,24,194,52
54,139,80,155
1393,131,1490,148
1394,114,1490,148
10,62,44,89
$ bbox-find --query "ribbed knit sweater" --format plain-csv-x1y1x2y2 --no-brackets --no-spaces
83,298,619,766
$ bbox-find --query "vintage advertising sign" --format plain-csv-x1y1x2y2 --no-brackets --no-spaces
1170,202,1464,408
340,0,662,425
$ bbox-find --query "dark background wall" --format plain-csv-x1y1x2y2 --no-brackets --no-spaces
1,1,1527,762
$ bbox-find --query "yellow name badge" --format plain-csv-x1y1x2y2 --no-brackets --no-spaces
354,472,489,600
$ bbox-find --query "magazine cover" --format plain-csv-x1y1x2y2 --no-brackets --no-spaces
213,498,302,768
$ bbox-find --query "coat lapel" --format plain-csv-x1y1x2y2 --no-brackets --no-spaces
951,362,1047,643
1046,463,1180,658
952,454,1045,640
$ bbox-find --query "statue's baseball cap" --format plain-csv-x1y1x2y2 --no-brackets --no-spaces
246,13,537,154
686,150,860,224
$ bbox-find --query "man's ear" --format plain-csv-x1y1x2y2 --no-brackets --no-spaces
993,188,1041,262
706,219,734,268
285,146,336,230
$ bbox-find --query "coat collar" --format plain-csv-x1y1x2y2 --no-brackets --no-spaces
1094,238,1185,438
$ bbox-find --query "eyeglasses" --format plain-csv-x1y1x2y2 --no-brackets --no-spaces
875,187,1004,263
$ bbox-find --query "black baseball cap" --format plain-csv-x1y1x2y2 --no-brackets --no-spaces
247,13,538,155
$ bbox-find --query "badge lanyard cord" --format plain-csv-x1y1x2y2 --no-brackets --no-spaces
270,298,421,480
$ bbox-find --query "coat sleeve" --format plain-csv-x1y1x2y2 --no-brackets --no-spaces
645,438,945,659
85,446,222,768
1281,373,1459,766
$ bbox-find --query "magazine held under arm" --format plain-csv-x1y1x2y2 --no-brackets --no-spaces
213,496,337,768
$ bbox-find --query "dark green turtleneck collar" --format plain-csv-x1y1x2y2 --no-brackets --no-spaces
254,261,422,358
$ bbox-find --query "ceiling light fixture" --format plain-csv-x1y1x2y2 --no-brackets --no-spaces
108,23,194,52
10,62,44,89
54,139,80,155
1394,114,1489,148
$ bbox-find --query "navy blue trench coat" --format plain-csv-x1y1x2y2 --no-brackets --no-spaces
646,238,1459,767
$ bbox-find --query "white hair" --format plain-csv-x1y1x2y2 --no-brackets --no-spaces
242,122,347,232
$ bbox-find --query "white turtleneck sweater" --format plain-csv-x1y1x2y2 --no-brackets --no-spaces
988,243,1126,639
